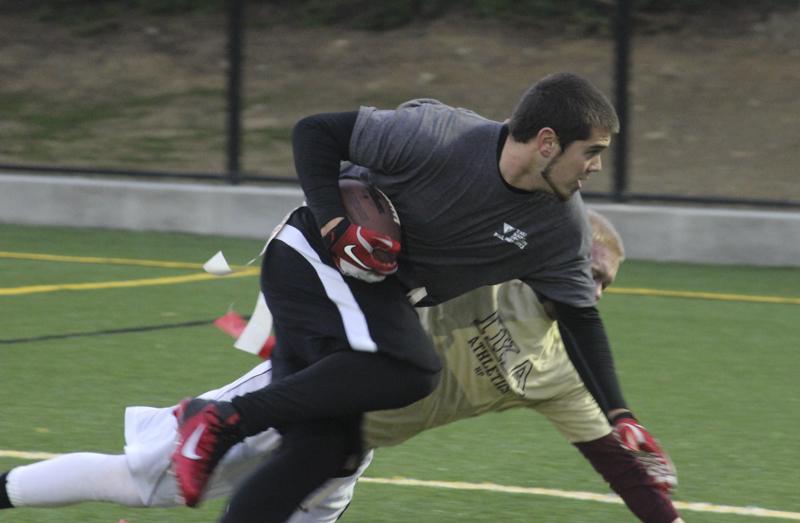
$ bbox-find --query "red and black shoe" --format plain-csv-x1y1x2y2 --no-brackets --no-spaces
171,397,243,507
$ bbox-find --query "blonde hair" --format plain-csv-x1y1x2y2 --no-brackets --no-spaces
587,209,625,261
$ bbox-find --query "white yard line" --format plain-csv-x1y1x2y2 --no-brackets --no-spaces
2,449,797,520
0,450,60,460
359,477,800,520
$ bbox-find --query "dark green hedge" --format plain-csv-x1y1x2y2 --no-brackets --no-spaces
6,0,800,31
262,0,800,30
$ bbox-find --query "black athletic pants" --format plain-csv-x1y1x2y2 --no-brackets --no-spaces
223,211,441,522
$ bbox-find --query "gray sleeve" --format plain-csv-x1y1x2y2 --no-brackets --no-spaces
525,258,597,308
349,100,445,175
525,200,597,308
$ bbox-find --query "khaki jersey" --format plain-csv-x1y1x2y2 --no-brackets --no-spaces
362,280,610,447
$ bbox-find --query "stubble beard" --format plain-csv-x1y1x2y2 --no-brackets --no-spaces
540,154,572,201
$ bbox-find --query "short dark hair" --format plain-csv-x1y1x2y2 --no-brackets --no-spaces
508,73,619,150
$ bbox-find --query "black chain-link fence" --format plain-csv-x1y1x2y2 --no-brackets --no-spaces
2,0,799,207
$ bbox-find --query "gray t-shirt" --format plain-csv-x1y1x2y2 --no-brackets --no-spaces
348,99,595,308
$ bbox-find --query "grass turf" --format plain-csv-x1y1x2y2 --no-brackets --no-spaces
1,223,798,522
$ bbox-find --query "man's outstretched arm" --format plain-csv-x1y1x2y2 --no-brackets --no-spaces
551,301,625,414
553,301,678,501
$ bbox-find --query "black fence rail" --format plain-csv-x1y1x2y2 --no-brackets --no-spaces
0,161,298,185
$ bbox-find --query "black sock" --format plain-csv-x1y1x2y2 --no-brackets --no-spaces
0,471,13,509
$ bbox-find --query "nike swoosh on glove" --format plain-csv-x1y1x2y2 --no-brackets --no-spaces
613,413,678,494
327,217,401,282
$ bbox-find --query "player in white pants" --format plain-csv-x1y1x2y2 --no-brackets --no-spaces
0,210,682,523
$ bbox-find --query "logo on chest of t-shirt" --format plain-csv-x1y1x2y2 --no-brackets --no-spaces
493,223,528,250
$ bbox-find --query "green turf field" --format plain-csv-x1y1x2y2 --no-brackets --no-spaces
1,224,798,522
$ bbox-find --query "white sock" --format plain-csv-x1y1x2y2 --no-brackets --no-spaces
7,453,145,507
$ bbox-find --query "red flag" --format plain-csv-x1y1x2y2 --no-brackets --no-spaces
213,311,248,338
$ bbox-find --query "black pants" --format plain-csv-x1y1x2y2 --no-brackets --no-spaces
221,418,361,523
224,209,441,522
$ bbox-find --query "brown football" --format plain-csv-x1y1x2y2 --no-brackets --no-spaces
339,178,401,261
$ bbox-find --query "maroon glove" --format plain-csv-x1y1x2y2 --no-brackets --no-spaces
613,413,678,494
326,217,400,282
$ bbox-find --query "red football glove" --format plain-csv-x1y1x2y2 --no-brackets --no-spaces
613,413,678,494
326,217,400,282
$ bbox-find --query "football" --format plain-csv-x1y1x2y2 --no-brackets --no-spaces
339,177,401,261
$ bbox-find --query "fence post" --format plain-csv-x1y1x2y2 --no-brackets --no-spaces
226,0,244,185
612,0,631,201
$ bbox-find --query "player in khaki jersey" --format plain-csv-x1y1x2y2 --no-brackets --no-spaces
362,209,681,523
0,210,682,523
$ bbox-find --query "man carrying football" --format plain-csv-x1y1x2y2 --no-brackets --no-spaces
167,72,671,522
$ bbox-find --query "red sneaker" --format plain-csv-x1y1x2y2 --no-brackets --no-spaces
171,397,243,507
